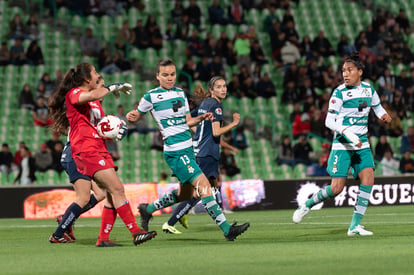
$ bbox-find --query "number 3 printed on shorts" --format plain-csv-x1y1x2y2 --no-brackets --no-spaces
180,155,190,165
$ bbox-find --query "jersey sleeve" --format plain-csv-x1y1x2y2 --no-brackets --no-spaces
211,102,223,122
371,88,387,118
137,93,153,113
327,88,343,114
67,88,83,105
183,93,190,114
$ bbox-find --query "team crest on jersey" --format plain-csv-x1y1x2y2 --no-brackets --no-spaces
215,108,222,115
362,88,371,96
331,99,335,104
99,160,106,166
72,88,81,94
187,165,194,174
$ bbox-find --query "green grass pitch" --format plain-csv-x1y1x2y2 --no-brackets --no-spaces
0,206,413,274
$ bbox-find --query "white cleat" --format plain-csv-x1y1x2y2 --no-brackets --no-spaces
162,222,182,234
292,204,310,224
347,225,373,236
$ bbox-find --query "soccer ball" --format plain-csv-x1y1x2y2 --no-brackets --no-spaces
96,115,123,140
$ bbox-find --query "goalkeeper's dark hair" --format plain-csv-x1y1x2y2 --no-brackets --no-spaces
344,51,364,71
48,63,92,135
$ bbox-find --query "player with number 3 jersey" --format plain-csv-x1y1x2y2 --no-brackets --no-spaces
292,52,391,236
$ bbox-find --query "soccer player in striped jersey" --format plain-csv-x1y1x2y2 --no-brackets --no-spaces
161,76,240,234
127,59,249,241
292,52,392,236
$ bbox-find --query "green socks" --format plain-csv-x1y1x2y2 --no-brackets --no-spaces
305,186,335,208
201,195,231,234
349,184,372,230
147,189,179,214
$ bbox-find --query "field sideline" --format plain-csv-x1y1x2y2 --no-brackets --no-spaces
0,205,413,274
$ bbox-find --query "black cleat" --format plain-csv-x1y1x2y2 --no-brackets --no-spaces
56,214,76,241
96,239,123,247
133,230,157,246
138,204,153,231
224,222,250,241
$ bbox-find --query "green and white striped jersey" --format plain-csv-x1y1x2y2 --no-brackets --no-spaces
326,81,386,151
137,86,192,152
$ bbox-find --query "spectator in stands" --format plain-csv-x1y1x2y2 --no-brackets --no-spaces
80,27,101,57
280,37,301,72
186,28,205,57
45,131,64,154
263,6,279,33
145,15,163,51
210,55,225,77
51,142,64,174
32,96,52,127
292,112,311,139
208,0,228,25
39,73,54,96
404,86,414,113
7,14,27,40
337,34,356,56
232,125,248,150
282,80,299,104
399,150,414,174
250,39,268,66
112,51,132,72
164,21,175,41
10,38,26,66
185,0,202,27
0,143,14,180
99,0,122,18
276,135,295,167
380,150,399,176
26,14,42,41
228,74,241,98
26,40,44,65
400,126,414,154
256,72,276,98
98,47,121,74
307,59,324,89
395,9,410,32
175,14,190,40
34,143,53,172
195,56,213,82
19,83,36,110
13,145,36,185
219,147,241,178
203,36,219,58
377,68,396,100
240,76,256,99
311,30,335,57
299,35,314,61
374,135,393,161
234,30,251,70
13,141,31,167
133,19,150,49
179,57,196,88
115,20,135,53
171,0,185,25
309,108,326,138
293,134,313,166
228,0,246,25
0,41,10,66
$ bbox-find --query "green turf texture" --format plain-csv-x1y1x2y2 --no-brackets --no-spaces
0,205,413,274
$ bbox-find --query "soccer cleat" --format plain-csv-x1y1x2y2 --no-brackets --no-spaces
96,239,123,247
347,225,373,236
133,230,157,246
179,214,189,229
162,222,182,234
49,234,74,243
292,204,310,224
138,203,153,231
56,214,76,241
224,222,250,241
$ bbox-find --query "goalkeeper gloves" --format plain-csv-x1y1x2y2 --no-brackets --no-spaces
116,121,128,141
106,82,132,98
342,128,361,147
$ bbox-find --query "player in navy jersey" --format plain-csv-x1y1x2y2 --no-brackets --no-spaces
161,76,241,234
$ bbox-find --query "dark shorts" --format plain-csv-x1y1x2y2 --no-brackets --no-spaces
196,156,219,180
61,143,90,184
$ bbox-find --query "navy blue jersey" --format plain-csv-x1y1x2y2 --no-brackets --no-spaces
193,97,223,160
